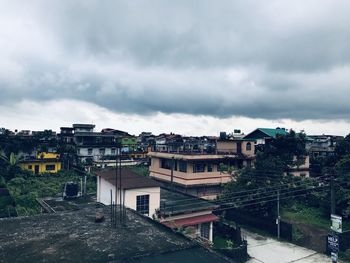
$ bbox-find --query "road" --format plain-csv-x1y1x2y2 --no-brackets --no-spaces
243,229,342,263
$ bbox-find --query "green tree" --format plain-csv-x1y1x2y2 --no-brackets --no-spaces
0,152,25,181
221,130,308,217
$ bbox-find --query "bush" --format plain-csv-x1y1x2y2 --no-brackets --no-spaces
6,169,97,216
292,226,304,242
0,176,6,188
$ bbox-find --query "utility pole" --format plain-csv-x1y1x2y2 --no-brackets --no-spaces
331,176,335,215
277,190,280,239
328,174,341,263
171,156,174,191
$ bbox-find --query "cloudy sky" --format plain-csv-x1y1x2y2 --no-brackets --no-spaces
1,0,350,136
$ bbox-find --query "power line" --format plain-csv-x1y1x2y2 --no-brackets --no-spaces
153,175,330,205
159,183,329,211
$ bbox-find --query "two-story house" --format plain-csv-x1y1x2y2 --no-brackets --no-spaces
148,138,255,199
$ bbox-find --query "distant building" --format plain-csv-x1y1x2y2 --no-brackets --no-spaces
286,156,310,177
243,127,288,146
307,135,343,158
119,136,137,152
96,168,161,218
58,127,74,143
72,123,95,133
59,124,120,163
19,152,62,174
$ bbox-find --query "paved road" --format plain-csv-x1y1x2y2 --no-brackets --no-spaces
243,229,341,263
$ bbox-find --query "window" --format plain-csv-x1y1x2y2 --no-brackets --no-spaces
193,163,205,173
246,142,252,151
179,161,187,172
136,195,149,216
99,148,105,155
28,165,32,169
111,148,116,155
161,158,173,170
77,149,81,155
45,165,56,171
207,164,213,172
200,223,210,240
88,148,93,155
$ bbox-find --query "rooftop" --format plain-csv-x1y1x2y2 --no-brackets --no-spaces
243,128,288,140
95,168,161,190
148,151,253,161
160,188,217,216
0,196,229,262
73,124,96,128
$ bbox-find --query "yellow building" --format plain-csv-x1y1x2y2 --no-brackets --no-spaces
20,152,62,174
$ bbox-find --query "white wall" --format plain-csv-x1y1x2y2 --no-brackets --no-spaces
97,176,160,218
124,187,160,218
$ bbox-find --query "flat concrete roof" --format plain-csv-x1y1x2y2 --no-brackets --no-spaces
148,151,240,161
0,196,229,262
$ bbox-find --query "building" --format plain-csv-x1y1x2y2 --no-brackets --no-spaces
58,127,74,143
148,145,255,199
96,168,220,243
307,135,343,158
158,188,219,243
243,127,288,146
216,138,255,158
58,124,121,163
119,136,137,152
286,155,310,177
0,196,230,262
96,168,161,218
19,152,62,174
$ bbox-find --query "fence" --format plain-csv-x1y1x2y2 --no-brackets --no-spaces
225,209,293,241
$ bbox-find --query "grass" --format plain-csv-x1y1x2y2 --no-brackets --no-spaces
6,170,96,216
213,236,233,249
282,203,350,231
282,203,330,229
339,249,350,262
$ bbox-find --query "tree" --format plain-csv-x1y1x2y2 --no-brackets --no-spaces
221,130,308,217
0,152,25,181
333,155,350,218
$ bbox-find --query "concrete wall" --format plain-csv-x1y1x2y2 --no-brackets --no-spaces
216,141,238,154
241,141,255,157
20,161,62,174
124,187,160,218
288,156,310,177
97,176,160,218
149,157,232,186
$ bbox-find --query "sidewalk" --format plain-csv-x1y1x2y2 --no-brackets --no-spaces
242,229,341,263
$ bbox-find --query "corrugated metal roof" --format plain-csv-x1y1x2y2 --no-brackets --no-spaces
163,214,218,227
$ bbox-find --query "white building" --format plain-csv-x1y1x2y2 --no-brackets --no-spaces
96,168,161,218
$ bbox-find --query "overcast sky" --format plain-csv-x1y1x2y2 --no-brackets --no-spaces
1,0,350,136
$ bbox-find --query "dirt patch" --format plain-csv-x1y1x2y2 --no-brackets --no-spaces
285,219,328,253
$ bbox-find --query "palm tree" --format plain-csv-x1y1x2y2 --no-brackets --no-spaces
0,152,25,181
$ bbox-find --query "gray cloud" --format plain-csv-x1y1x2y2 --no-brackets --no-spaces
1,0,350,121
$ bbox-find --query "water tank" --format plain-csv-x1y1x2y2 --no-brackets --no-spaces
219,132,227,140
64,182,79,198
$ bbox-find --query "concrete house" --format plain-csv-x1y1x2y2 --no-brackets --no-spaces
148,138,255,199
243,127,288,146
19,152,62,174
158,189,219,243
96,168,161,218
